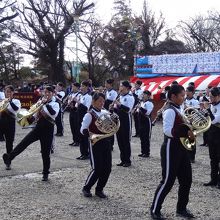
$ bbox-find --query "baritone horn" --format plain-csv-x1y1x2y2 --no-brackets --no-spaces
16,98,46,127
180,107,211,151
90,112,120,145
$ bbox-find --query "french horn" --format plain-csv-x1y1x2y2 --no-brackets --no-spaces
180,107,211,151
90,112,120,145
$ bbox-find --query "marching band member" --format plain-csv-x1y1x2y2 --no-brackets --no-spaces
81,93,112,198
68,82,81,146
132,80,143,137
0,85,21,169
113,80,134,167
104,79,118,150
55,82,65,136
104,79,118,110
138,90,154,158
203,87,220,189
151,85,195,219
198,87,211,147
76,81,92,160
184,86,199,163
2,86,59,181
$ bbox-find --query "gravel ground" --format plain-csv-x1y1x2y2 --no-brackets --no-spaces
0,113,220,220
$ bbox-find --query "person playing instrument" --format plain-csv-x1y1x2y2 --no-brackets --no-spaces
0,85,21,170
202,87,220,189
55,82,65,136
2,86,59,181
81,93,112,198
113,80,135,167
104,79,118,110
104,78,118,150
184,86,200,163
132,80,143,137
76,80,92,160
151,85,195,219
138,90,154,158
68,82,81,146
198,86,212,147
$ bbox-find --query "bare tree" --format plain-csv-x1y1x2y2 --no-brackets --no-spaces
11,0,94,83
0,0,18,23
75,16,111,84
178,11,220,52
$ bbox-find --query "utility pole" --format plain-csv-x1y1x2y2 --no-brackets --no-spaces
74,15,80,83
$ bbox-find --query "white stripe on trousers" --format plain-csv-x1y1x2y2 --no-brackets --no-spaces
152,138,171,213
85,140,95,186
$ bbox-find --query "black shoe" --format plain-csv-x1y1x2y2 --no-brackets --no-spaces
82,188,92,197
132,134,139,137
3,153,11,166
69,142,75,146
203,180,217,186
55,133,63,137
150,210,164,219
5,164,11,170
73,142,79,146
138,154,149,158
51,149,54,154
176,209,195,218
77,155,89,160
116,162,124,166
123,163,131,167
200,143,206,146
42,174,48,181
95,191,107,199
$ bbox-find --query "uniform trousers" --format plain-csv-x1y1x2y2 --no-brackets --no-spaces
0,112,15,154
139,114,152,155
8,118,54,175
151,137,192,214
55,109,63,134
133,111,139,136
116,111,132,164
69,109,80,143
207,126,220,183
84,139,112,191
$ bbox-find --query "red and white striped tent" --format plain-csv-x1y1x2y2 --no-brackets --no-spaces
130,75,220,100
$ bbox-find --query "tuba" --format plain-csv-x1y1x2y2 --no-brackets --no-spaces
90,112,120,145
180,107,211,151
0,98,10,113
16,98,45,127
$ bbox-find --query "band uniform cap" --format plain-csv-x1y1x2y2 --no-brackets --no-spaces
136,80,142,86
143,90,151,96
121,80,130,88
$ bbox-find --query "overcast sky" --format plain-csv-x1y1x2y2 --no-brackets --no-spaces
95,0,220,28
